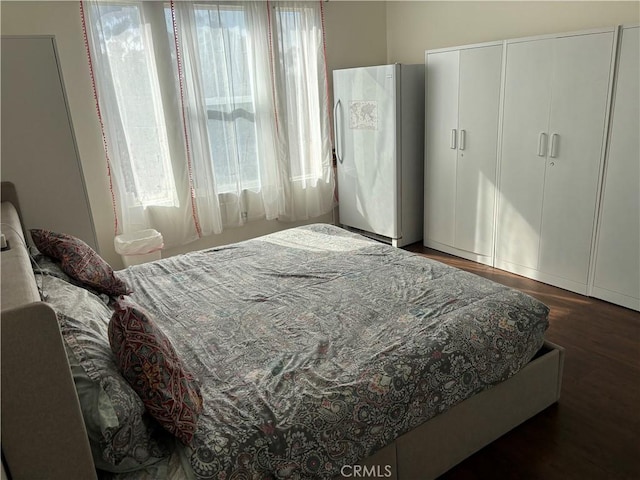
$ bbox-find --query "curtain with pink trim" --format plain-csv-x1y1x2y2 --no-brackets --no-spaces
82,1,334,248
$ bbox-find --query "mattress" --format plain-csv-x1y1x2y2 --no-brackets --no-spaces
115,224,549,479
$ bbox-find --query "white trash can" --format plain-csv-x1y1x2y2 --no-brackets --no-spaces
115,229,164,267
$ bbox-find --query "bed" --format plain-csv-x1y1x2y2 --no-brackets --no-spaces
0,185,564,480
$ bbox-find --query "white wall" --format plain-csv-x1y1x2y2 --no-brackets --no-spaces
386,1,639,63
325,1,388,69
324,1,388,98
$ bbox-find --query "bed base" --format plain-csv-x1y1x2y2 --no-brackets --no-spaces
0,192,97,480
1,302,97,480
354,341,564,480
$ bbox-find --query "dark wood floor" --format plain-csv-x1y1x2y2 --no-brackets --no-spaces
404,245,640,480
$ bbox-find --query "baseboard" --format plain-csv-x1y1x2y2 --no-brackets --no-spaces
494,259,588,295
423,239,493,267
590,286,640,311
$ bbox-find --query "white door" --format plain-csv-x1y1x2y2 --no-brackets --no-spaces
334,65,399,239
424,51,459,246
592,26,640,310
0,37,98,250
538,32,614,284
425,45,502,261
498,31,614,288
497,38,554,270
455,45,503,258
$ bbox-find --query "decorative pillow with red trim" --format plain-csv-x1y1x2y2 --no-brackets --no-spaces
30,229,131,297
108,297,203,445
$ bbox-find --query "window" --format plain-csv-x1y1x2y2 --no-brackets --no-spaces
94,3,178,207
84,0,333,245
274,4,325,184
166,5,261,193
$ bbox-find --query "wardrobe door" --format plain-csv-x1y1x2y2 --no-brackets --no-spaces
496,38,553,270
424,50,459,247
1,37,97,249
592,26,640,311
455,45,502,259
538,32,615,285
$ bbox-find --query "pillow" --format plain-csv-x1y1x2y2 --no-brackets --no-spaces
31,247,73,282
30,228,131,297
43,275,171,472
109,297,203,445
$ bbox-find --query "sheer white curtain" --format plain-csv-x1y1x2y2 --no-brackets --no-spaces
271,1,334,221
83,1,334,248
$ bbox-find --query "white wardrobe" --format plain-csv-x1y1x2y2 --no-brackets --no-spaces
590,26,640,311
424,26,639,311
495,29,615,294
1,36,97,250
424,43,502,266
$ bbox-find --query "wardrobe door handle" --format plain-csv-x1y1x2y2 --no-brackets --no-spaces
450,129,457,149
537,132,548,157
550,133,559,158
459,129,466,151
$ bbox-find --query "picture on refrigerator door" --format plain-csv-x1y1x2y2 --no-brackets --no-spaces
350,100,378,130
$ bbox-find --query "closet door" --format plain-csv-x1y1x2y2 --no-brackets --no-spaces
496,39,553,270
497,30,614,292
425,43,502,264
1,37,97,249
592,26,640,311
455,45,502,258
424,50,459,247
538,32,615,284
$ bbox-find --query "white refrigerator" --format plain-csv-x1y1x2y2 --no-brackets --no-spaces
333,64,424,247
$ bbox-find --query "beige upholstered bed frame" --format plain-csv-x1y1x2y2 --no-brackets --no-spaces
1,185,96,479
0,183,564,480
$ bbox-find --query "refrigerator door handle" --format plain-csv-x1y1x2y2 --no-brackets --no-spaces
450,129,457,149
334,100,344,163
459,129,466,151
